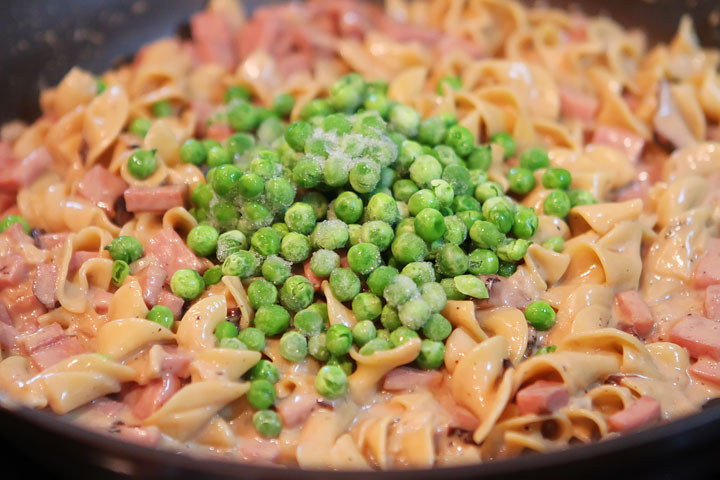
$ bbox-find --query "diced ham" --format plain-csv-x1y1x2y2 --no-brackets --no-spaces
436,378,480,431
338,251,350,269
146,227,205,276
0,281,46,332
128,375,181,420
689,357,720,385
383,367,443,391
17,323,84,370
206,124,233,143
0,253,29,289
559,87,598,122
0,322,18,349
0,192,15,215
303,260,323,291
608,396,661,433
191,11,236,70
0,303,11,325
91,289,114,314
123,184,187,213
670,314,720,360
76,165,128,215
615,290,654,337
591,125,645,163
68,250,98,274
190,100,217,136
478,274,537,310
238,438,282,463
137,265,168,307
693,239,720,289
157,290,185,320
158,347,193,377
276,392,320,428
705,285,720,320
37,232,69,250
33,263,58,309
516,380,570,415
0,147,53,190
115,425,161,448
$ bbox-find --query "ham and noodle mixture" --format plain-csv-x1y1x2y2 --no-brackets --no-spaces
1,0,720,470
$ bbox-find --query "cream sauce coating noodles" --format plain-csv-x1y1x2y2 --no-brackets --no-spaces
1,0,720,470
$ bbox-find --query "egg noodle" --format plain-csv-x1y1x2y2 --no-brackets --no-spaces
1,0,720,470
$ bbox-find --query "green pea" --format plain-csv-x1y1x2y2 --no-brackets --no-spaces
300,98,333,120
219,337,247,350
326,324,353,356
364,92,391,118
430,179,454,208
497,260,517,277
294,309,324,337
127,149,157,179
395,217,415,236
248,359,279,383
191,184,213,210
215,230,247,263
211,164,242,198
202,139,222,152
452,194,481,213
222,251,258,278
244,201,273,228
187,225,219,257
417,116,448,146
440,277,466,300
467,145,492,171
358,337,392,356
436,75,462,95
285,203,316,235
105,236,143,263
497,238,531,263
212,201,238,230
180,139,206,166
170,269,204,300
302,191,328,220
469,221,502,249
215,320,239,341
366,193,399,225
454,275,489,299
408,189,439,216
309,249,340,278
360,221,395,251
519,147,550,171
312,220,349,250
444,124,474,158
422,313,452,341
225,85,252,103
247,279,278,310
435,244,468,277
350,320,376,346
474,181,504,203
346,243,380,276
414,208,446,243
334,192,363,224
420,281,447,313
389,326,420,347
254,304,291,336
524,300,557,330
536,345,558,355
389,104,420,137
349,161,381,194
257,116,285,146
542,236,565,253
285,121,313,152
228,101,259,132
315,365,348,399
397,140,423,172
237,327,266,351
129,117,152,138
322,155,349,187
568,189,597,207
512,207,539,240
280,232,310,263
293,156,323,188
468,249,499,275
508,167,536,195
272,92,295,117
308,334,331,362
351,294,382,322
409,155,442,188
490,132,516,159
482,196,515,234
380,304,402,331
280,275,314,312
265,177,296,211
247,379,276,409
399,298,431,330
249,227,280,257
543,190,572,217
151,100,172,118
226,132,255,157
279,331,308,362
206,146,231,168
253,410,282,438
383,274,419,307
147,305,174,330
416,339,445,370
262,255,292,285
401,261,435,288
237,173,264,199
366,266,399,298
542,168,572,190
391,232,428,265
443,215,468,245
111,260,129,287
329,268,361,302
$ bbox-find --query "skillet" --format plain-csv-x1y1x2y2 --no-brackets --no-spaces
0,0,719,478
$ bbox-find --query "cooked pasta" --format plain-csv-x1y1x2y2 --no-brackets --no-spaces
1,0,720,470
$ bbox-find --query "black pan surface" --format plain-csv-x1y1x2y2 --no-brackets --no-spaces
1,0,720,478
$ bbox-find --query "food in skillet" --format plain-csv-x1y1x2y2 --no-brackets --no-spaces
1,0,720,469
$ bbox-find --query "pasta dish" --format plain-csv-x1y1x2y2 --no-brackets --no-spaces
1,0,720,470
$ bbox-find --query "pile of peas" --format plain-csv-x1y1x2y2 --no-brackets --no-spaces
0,73,599,441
